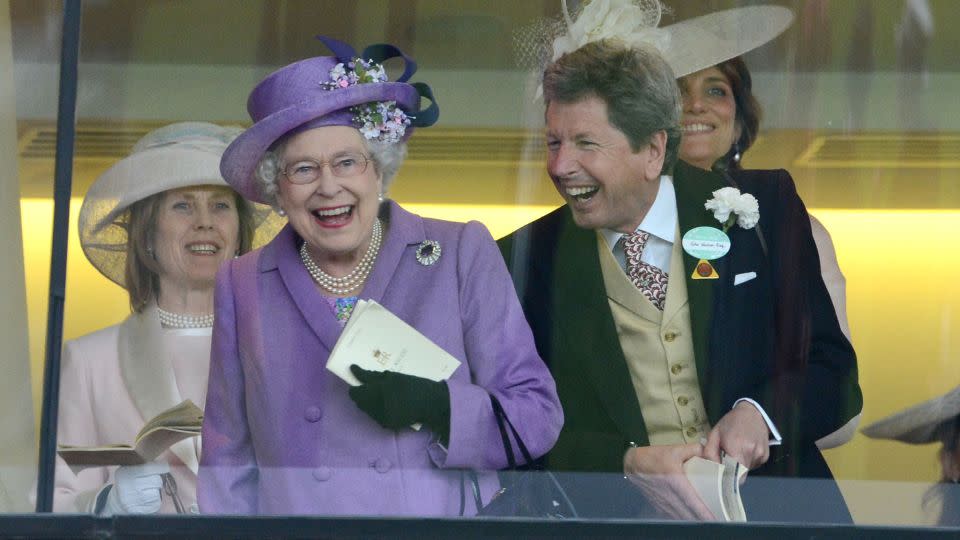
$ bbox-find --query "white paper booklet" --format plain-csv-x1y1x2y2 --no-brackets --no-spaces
326,299,461,387
683,455,749,522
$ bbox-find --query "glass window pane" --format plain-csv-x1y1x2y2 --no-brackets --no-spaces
14,0,958,532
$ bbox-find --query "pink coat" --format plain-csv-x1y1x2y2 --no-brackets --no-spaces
54,304,206,513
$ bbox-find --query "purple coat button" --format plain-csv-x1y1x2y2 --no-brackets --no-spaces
304,406,323,423
374,458,392,474
312,466,332,481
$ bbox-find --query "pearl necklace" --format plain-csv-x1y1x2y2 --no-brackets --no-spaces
158,307,214,329
300,219,382,295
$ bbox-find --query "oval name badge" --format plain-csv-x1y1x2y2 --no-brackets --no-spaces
681,226,731,261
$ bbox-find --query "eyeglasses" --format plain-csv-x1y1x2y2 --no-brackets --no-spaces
280,153,371,184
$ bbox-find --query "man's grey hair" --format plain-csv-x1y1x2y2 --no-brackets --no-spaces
542,39,682,174
255,135,407,209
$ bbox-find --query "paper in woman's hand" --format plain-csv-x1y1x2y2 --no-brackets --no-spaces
326,300,461,386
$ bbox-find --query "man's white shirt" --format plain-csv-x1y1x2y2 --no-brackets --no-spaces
600,175,675,273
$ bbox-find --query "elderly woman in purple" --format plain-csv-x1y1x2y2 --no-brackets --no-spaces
198,37,562,516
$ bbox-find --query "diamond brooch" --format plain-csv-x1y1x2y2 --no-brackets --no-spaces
415,240,441,266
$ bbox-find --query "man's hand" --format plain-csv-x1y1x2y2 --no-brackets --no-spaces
703,401,770,470
622,443,716,521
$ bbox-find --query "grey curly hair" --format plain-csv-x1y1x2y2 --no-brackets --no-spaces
255,136,407,209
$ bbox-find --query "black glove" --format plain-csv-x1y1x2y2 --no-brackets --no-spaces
348,365,451,442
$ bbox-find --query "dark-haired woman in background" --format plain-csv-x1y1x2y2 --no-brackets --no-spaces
678,57,850,343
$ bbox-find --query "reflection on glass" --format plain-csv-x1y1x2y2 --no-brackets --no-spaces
5,0,958,529
863,385,960,527
1,0,47,514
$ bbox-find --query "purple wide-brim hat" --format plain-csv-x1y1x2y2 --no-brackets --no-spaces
222,38,431,204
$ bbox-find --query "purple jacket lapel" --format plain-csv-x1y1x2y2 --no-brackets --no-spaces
261,225,342,352
260,201,426,352
361,201,426,303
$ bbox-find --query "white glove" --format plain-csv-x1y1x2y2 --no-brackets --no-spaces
101,462,170,515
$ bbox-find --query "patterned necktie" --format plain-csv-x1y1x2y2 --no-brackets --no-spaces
622,231,669,311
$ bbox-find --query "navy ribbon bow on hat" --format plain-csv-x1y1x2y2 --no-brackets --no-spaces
316,35,439,128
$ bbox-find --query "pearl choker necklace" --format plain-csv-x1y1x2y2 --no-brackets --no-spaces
300,219,383,295
158,307,214,329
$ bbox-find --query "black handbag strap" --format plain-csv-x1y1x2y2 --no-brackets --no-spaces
483,394,580,518
459,469,484,516
460,394,531,515
490,394,535,469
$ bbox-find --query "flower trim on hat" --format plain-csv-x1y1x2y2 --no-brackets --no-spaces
322,57,413,144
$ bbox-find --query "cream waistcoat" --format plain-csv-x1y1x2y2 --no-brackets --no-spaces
598,230,710,446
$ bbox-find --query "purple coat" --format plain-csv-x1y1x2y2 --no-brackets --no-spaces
198,201,562,516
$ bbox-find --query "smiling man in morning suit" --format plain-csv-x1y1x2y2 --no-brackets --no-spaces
497,22,862,523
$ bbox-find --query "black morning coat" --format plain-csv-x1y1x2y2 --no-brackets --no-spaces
498,160,863,522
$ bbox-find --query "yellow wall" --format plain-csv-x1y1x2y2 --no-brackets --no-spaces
814,209,958,484
812,209,959,524
20,200,956,522
20,198,129,427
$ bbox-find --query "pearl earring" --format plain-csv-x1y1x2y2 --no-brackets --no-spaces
276,207,287,217
378,192,384,203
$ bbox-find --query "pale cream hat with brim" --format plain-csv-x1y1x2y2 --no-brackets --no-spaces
78,122,278,288
861,386,960,444
652,4,794,78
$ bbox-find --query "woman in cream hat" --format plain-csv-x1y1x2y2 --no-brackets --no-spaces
862,386,960,526
198,36,561,516
54,122,274,515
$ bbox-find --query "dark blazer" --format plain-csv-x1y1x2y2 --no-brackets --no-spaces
498,161,862,518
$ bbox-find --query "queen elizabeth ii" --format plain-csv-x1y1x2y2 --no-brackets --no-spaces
198,36,563,516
